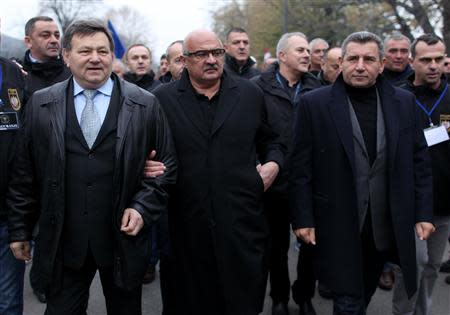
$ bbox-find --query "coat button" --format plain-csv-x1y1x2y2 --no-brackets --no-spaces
88,153,94,159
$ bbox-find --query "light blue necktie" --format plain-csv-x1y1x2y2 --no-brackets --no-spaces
80,89,101,149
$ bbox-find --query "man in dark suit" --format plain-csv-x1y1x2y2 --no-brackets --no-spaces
7,20,176,315
290,31,435,315
153,29,285,315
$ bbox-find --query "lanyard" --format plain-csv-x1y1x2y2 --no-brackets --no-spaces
415,83,448,126
276,73,301,104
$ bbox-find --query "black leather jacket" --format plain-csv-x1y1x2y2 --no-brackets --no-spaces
7,74,177,291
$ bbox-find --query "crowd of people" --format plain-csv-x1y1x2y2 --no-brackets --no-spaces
0,15,449,315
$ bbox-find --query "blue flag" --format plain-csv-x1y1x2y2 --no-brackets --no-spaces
107,20,125,59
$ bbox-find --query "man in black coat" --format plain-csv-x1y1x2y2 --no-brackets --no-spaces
290,31,434,315
392,34,450,315
124,43,161,92
0,55,25,315
22,15,72,303
381,33,413,87
22,16,71,101
224,27,260,79
253,32,321,315
7,20,176,315
153,29,285,315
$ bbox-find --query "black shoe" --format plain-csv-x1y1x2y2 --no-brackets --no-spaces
378,270,394,290
272,301,289,315
142,264,156,284
318,283,333,299
440,259,450,273
298,300,316,315
34,290,46,303
446,275,450,285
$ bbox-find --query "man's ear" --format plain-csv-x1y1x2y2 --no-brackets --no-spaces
24,36,32,50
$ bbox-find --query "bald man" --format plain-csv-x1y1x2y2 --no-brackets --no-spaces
152,29,285,315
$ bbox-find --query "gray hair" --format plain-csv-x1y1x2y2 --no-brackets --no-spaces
276,32,308,56
309,38,329,51
341,31,384,60
383,32,411,51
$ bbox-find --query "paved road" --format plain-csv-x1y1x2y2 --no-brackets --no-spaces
23,241,450,315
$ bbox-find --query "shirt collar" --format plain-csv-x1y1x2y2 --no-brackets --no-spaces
73,77,114,97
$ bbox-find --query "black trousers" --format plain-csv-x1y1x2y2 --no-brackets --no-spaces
45,248,142,315
292,240,316,304
264,192,291,303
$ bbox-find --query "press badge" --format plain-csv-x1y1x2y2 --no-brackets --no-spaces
423,125,449,146
0,112,19,131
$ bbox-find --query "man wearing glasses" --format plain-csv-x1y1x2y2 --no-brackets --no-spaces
153,29,285,315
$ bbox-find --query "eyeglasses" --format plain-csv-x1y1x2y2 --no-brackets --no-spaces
184,48,226,60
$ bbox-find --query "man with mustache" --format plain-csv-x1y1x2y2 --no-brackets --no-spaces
153,29,284,315
392,34,450,315
22,16,71,101
290,31,434,315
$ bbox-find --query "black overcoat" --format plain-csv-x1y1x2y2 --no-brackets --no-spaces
290,75,433,298
154,70,285,315
7,75,177,292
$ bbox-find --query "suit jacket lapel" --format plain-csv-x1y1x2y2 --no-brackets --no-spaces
210,73,239,136
176,71,209,139
329,78,356,176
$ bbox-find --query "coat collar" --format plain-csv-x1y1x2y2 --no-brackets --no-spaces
175,69,240,138
329,74,400,174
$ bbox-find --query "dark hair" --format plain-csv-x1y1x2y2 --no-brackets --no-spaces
226,27,247,42
160,54,167,60
125,43,152,60
411,34,445,59
341,31,383,60
25,16,54,36
62,19,114,52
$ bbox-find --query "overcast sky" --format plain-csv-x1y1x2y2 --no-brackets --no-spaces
0,0,222,58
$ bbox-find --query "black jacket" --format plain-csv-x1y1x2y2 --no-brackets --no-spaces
253,62,321,194
123,70,162,92
402,74,450,216
7,75,177,292
224,53,260,79
0,57,25,223
154,69,285,314
22,50,71,101
290,74,432,298
382,64,413,87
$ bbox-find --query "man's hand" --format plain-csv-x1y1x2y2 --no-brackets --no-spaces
10,241,32,261
257,161,279,192
294,228,316,245
144,150,166,178
415,222,435,240
120,208,145,236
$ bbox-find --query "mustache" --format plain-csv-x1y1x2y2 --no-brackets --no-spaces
204,64,219,71
47,44,60,49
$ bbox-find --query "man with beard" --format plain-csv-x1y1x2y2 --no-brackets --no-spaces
290,31,434,315
253,32,321,315
153,29,284,315
392,34,450,315
124,44,161,92
22,16,71,100
224,27,260,79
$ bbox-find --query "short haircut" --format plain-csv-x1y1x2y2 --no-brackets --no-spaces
323,47,342,63
125,43,152,60
62,19,114,52
341,31,383,60
411,34,445,59
226,27,247,42
166,40,183,61
276,32,308,56
160,54,167,60
25,16,54,36
383,32,411,51
309,38,329,50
